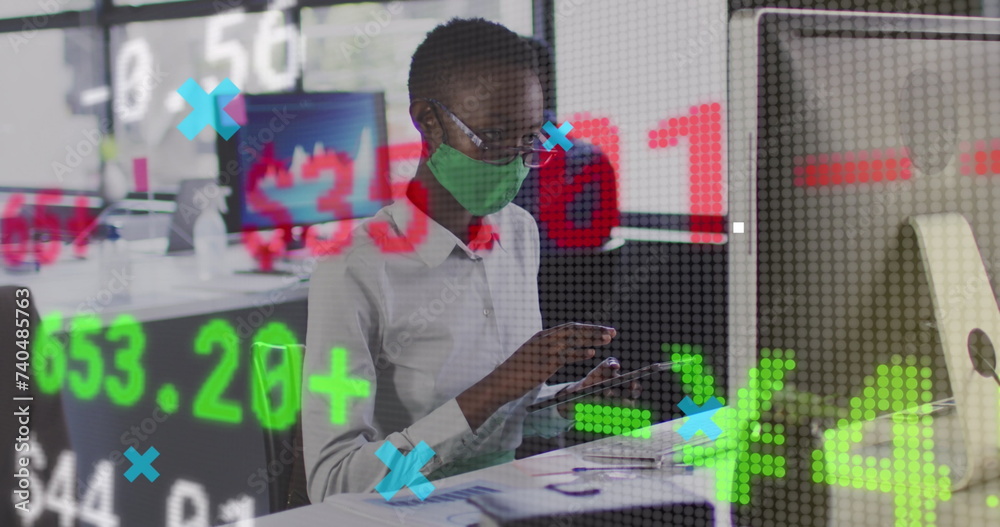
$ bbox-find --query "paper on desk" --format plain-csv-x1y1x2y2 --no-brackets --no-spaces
469,477,715,527
332,479,518,527
511,454,580,476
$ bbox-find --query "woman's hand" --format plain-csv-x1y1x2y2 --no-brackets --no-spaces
556,357,642,419
502,323,617,387
457,323,616,429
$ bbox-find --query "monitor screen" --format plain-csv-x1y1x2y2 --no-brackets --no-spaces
228,92,390,230
753,15,1000,404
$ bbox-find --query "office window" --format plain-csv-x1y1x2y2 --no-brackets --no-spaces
0,0,93,18
555,0,729,241
109,9,297,191
0,27,105,191
112,0,197,4
301,0,533,183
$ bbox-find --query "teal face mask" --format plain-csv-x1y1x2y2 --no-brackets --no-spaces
426,143,530,217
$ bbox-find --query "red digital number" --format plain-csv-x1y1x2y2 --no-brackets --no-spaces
242,229,287,272
369,180,429,253
537,113,621,249
244,143,295,230
67,196,96,259
649,102,725,243
1,194,30,266
33,190,63,265
2,192,98,266
303,151,356,257
538,149,619,249
649,103,724,217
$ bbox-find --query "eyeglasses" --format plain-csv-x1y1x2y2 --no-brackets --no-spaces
423,98,556,168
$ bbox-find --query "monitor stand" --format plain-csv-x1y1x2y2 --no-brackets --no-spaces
910,213,1000,490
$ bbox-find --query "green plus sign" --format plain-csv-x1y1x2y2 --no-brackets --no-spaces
308,347,371,425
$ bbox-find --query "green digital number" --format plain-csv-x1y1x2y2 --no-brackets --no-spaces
105,314,146,407
812,355,951,527
666,343,722,405
574,403,652,437
33,311,67,394
68,315,104,400
192,319,243,423
676,347,795,505
249,322,302,430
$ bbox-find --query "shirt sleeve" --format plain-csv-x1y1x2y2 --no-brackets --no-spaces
517,211,576,437
521,382,576,438
303,253,477,502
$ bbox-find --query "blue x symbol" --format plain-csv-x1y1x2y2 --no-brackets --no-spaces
177,78,241,140
374,441,436,501
677,396,724,441
542,121,574,152
123,446,160,482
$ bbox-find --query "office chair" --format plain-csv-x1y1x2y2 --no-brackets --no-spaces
250,342,311,513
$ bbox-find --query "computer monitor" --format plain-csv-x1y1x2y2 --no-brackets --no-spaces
221,92,390,232
728,9,1000,490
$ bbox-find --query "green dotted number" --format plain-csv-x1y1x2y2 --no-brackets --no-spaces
574,403,652,437
812,355,951,527
250,323,303,430
192,319,243,423
678,348,795,505
666,343,720,405
104,314,146,407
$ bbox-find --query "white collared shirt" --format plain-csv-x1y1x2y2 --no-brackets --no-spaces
303,197,573,502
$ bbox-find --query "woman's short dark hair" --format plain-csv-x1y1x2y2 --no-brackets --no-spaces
408,18,539,105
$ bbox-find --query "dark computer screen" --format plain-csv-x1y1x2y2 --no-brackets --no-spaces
755,15,1000,404
228,92,390,230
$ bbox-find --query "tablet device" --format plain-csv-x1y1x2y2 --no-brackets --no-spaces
527,361,680,413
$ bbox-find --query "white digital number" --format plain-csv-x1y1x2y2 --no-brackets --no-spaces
114,39,154,124
205,12,249,90
78,461,119,527
165,479,210,527
217,494,254,525
253,10,297,91
13,439,48,526
44,450,76,527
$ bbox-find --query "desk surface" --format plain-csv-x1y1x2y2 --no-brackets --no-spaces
224,417,1000,527
6,241,310,324
222,420,731,527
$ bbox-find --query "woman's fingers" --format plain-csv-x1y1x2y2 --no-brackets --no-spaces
561,347,596,363
549,323,616,349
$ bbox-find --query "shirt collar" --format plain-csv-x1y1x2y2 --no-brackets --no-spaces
381,196,506,268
